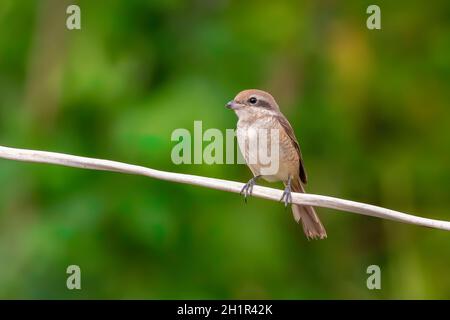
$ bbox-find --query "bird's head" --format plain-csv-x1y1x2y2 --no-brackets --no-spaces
226,89,280,119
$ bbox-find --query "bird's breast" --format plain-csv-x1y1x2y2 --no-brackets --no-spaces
236,117,299,182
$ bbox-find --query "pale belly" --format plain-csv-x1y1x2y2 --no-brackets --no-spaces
237,122,298,183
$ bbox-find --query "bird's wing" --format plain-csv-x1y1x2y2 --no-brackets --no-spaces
276,114,308,184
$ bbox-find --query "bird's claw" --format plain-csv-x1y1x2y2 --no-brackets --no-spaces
240,177,259,203
280,185,292,207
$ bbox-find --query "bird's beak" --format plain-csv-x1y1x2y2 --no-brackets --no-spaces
226,100,241,110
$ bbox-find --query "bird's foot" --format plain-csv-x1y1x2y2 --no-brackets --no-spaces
240,176,260,203
280,183,292,207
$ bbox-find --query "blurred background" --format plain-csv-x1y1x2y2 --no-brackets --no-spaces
0,0,449,299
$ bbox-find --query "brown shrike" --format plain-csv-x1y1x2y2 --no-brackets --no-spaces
226,89,327,240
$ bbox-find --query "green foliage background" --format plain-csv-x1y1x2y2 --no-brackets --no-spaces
0,0,449,299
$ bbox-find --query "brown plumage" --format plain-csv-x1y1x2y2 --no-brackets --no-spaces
226,89,327,240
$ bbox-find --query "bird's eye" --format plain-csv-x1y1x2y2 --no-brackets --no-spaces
248,97,257,105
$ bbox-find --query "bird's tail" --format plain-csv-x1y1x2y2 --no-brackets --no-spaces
289,178,327,240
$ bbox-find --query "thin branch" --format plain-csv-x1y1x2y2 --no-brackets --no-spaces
0,145,449,231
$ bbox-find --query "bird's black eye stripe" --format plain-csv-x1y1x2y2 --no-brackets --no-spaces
248,97,257,104
258,100,272,109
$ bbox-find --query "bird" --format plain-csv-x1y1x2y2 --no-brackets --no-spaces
226,89,327,240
